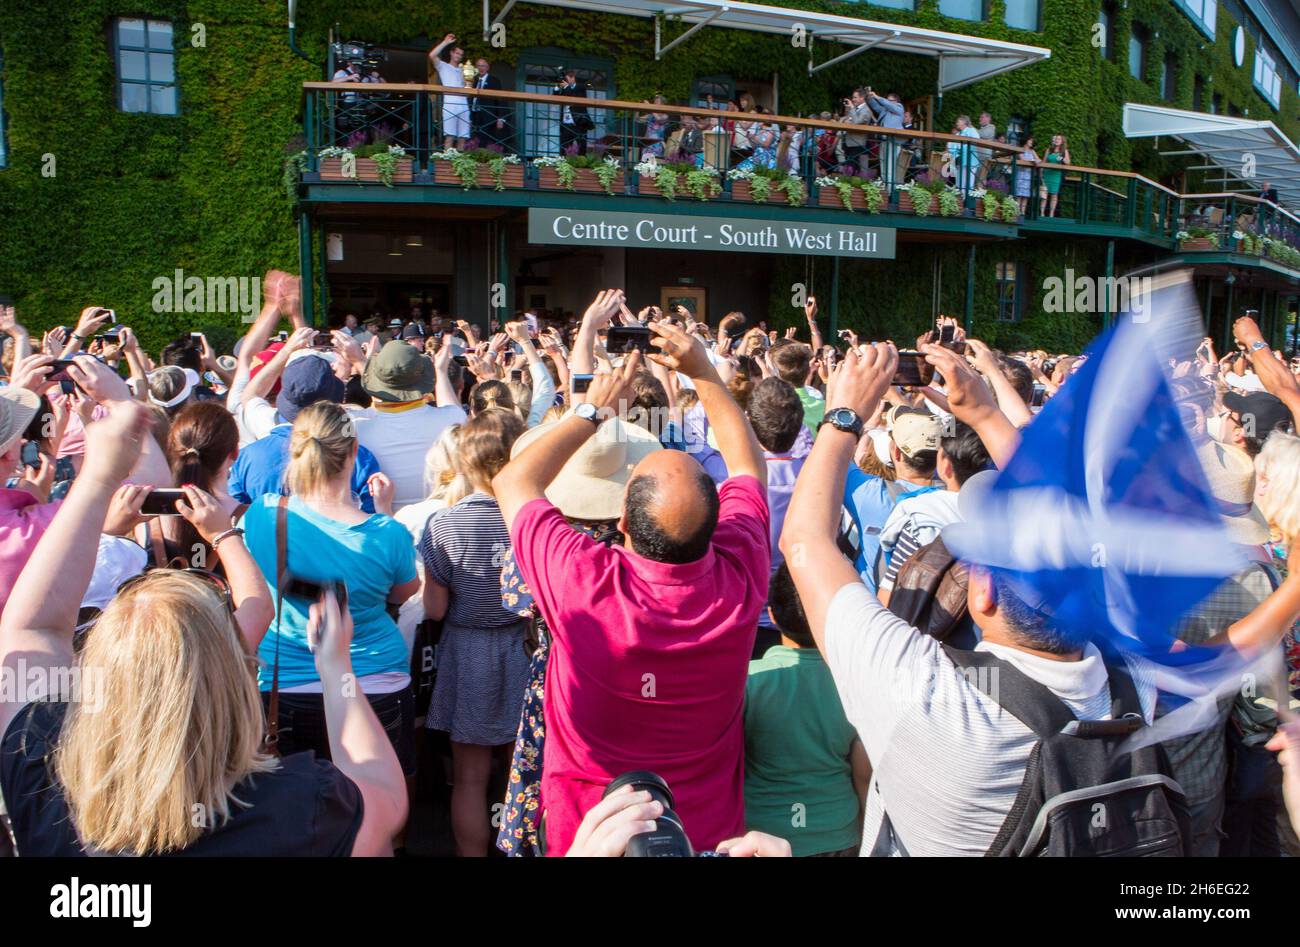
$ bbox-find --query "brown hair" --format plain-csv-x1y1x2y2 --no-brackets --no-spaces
769,340,811,388
457,408,524,492
167,402,239,493
469,379,516,417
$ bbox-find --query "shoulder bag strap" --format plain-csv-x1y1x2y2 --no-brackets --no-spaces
941,644,1077,739
267,495,288,754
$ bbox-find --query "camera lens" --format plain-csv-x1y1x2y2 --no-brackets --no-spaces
602,771,694,857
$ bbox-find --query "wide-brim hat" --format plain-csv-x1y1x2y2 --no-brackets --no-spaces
510,415,662,521
363,339,436,403
0,386,40,457
1196,439,1271,545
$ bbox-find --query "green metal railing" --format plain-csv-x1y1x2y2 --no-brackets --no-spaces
297,82,1287,256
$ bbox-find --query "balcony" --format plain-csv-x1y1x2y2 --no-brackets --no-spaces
291,82,1183,249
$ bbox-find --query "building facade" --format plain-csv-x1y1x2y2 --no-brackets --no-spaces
1,0,1298,353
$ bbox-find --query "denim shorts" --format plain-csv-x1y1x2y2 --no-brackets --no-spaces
262,687,416,776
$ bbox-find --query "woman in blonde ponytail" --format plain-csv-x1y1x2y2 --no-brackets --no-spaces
240,401,422,792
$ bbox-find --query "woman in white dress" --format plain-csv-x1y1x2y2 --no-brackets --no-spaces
429,33,470,150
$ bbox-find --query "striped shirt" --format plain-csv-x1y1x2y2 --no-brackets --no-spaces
420,493,516,629
824,581,1156,856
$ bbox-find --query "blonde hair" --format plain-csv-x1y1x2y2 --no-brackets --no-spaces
1254,431,1300,544
285,401,356,498
423,422,472,506
457,408,524,492
55,572,276,854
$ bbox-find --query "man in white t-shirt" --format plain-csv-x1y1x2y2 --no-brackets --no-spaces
779,342,1165,856
429,33,469,149
348,338,465,511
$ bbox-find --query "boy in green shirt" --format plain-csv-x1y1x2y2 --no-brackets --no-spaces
744,563,870,856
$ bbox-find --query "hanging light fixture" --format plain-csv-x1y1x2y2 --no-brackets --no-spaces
405,233,424,247
387,235,403,256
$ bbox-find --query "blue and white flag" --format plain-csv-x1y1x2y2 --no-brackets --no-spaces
945,269,1260,740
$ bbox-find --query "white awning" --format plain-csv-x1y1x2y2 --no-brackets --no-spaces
483,0,1051,93
1123,102,1300,212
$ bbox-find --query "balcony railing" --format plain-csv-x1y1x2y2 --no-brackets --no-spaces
1173,192,1300,268
294,82,1293,261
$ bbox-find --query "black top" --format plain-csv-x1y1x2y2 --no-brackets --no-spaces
1,701,364,857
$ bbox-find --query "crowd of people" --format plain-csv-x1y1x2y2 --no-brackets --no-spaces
2,272,1300,858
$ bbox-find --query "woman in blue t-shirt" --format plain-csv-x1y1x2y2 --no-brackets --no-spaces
242,401,420,773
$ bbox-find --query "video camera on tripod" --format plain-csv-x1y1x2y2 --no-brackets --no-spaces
331,40,387,72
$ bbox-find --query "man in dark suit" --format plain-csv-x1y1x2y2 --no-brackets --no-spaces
1259,181,1279,205
470,56,511,150
555,66,590,156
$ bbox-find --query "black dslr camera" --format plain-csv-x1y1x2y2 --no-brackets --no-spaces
603,771,698,857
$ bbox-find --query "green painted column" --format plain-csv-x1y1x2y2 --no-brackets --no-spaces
297,211,315,328
496,222,511,332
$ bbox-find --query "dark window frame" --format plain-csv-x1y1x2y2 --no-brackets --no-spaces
111,16,179,115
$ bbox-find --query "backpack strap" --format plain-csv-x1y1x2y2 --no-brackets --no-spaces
942,645,1077,740
266,495,288,754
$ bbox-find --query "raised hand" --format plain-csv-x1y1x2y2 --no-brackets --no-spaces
647,321,714,380
825,342,897,418
581,289,624,331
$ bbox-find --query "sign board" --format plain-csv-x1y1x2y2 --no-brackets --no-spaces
527,208,896,259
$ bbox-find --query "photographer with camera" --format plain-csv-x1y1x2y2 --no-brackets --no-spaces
555,66,591,157
566,775,791,857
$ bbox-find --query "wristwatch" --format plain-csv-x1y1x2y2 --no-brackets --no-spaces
573,401,601,425
1250,340,1269,353
818,407,864,439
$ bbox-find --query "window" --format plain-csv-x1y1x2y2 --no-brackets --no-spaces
939,0,986,22
1162,52,1177,100
692,76,734,110
996,262,1022,322
1098,4,1116,62
1004,0,1041,30
1172,0,1216,39
1193,74,1205,111
1254,44,1282,108
1129,24,1149,82
519,52,613,157
863,0,916,9
1005,115,1029,145
112,18,177,114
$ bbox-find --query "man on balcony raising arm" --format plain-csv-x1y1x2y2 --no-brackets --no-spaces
493,297,770,855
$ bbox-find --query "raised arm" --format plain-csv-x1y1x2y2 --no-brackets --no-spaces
921,343,1020,468
780,344,897,653
804,295,823,352
494,352,641,531
1234,316,1300,429
309,590,409,856
242,325,315,406
0,399,153,738
648,321,766,486
0,305,32,365
966,338,1032,427
571,289,622,377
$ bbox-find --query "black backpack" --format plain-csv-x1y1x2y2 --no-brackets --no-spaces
874,645,1190,857
946,646,1189,857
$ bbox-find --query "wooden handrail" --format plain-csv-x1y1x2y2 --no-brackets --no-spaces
302,81,1027,156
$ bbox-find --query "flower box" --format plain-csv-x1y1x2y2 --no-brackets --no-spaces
818,186,865,211
897,191,935,214
319,156,413,184
433,160,523,189
636,173,681,198
538,166,610,193
731,179,806,206
1178,237,1216,252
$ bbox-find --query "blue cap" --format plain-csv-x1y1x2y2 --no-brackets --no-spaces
276,355,345,422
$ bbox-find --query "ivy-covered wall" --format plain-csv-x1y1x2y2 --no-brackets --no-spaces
0,0,1295,351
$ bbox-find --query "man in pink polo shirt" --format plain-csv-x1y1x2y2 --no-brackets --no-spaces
495,303,769,855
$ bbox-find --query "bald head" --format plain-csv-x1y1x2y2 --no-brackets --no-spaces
620,451,720,564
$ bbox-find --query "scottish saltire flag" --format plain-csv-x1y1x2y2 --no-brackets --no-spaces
945,269,1259,739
